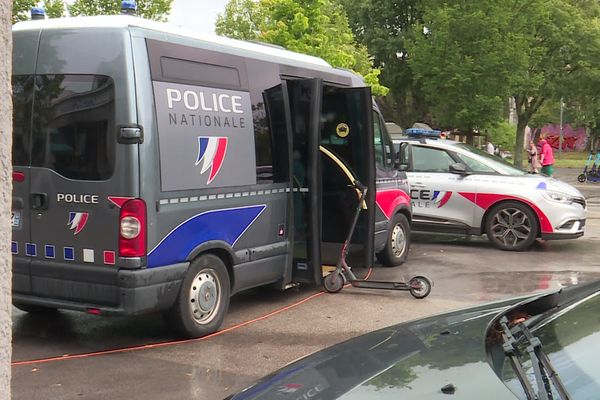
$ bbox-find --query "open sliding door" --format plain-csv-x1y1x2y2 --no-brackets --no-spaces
286,79,375,285
319,85,375,270
286,79,323,285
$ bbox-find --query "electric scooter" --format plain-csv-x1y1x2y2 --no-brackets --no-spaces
322,180,432,298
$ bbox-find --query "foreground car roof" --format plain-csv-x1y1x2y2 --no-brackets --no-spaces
228,281,600,400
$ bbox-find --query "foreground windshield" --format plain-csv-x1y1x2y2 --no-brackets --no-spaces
454,143,527,176
501,292,600,399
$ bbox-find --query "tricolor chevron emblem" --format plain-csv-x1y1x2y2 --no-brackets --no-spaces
432,191,452,208
196,136,228,184
68,212,89,235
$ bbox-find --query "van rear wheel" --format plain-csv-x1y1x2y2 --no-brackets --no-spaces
377,213,410,267
166,254,230,338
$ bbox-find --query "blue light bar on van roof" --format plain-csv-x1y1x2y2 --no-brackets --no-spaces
121,0,137,14
30,7,45,20
405,128,442,138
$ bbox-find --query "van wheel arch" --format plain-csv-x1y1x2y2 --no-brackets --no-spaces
166,252,231,338
186,241,235,289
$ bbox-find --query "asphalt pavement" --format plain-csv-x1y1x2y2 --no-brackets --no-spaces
11,168,600,400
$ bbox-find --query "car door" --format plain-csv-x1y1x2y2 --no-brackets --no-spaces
406,144,478,233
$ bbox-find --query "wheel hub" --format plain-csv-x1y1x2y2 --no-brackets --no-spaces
391,224,406,257
491,208,532,247
189,271,219,323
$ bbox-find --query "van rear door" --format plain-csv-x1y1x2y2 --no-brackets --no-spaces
24,28,140,307
11,29,39,295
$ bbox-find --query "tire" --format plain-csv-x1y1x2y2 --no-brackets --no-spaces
377,213,410,267
409,276,432,299
323,272,344,293
165,254,230,338
485,201,539,251
12,303,58,314
577,174,587,183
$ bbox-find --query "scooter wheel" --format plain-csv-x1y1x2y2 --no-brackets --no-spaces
578,174,587,183
324,272,345,293
409,276,432,299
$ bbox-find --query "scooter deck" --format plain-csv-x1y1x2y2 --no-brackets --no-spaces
350,279,410,291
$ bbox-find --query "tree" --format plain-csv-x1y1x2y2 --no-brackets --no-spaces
528,99,562,143
44,0,65,18
341,0,427,127
12,0,36,23
509,0,600,166
403,0,600,166
216,0,388,96
0,0,12,397
13,0,172,22
68,0,172,21
405,1,528,144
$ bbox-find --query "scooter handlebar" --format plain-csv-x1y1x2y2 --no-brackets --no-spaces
352,180,368,193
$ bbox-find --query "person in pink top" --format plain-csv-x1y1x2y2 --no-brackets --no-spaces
538,134,555,176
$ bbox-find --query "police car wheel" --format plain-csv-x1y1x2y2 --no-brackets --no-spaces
485,201,539,251
166,254,230,338
377,213,410,267
12,302,58,314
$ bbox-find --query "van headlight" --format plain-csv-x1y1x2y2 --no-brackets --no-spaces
542,191,575,204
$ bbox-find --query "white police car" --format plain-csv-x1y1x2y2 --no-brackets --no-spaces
394,130,587,251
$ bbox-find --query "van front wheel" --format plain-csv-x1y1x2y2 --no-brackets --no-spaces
166,254,230,338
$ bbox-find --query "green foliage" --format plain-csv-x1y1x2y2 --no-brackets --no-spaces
486,121,516,150
342,0,425,126
13,0,37,23
405,1,526,136
13,0,172,22
397,0,600,165
44,0,66,18
508,0,600,165
68,0,173,21
216,0,388,96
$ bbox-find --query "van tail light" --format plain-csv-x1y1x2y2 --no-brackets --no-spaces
119,199,147,257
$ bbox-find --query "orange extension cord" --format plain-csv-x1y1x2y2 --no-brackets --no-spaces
12,267,373,367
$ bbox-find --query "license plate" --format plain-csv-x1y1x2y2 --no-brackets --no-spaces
11,211,21,228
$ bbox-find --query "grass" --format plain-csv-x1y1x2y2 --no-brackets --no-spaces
552,152,589,168
519,151,589,168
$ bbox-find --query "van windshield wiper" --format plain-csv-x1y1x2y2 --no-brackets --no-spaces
499,316,572,400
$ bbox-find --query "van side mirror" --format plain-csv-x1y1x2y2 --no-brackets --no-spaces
395,142,409,171
449,162,469,175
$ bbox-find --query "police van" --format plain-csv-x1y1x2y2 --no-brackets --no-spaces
11,14,411,337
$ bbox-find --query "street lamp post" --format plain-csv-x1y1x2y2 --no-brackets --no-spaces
559,97,564,157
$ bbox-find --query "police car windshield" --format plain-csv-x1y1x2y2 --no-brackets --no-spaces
454,143,527,176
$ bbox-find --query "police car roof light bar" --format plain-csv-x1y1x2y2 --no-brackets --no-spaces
405,128,442,138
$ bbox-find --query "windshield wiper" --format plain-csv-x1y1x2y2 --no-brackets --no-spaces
499,316,572,400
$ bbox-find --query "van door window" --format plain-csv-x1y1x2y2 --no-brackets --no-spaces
30,75,116,180
247,60,289,184
12,75,34,166
373,110,385,169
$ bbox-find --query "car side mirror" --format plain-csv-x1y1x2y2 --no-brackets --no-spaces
449,162,470,175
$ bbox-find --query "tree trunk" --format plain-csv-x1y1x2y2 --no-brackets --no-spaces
514,119,527,168
532,127,542,143
466,131,474,145
0,0,12,397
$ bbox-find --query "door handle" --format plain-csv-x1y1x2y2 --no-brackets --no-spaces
411,183,426,188
31,192,49,210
